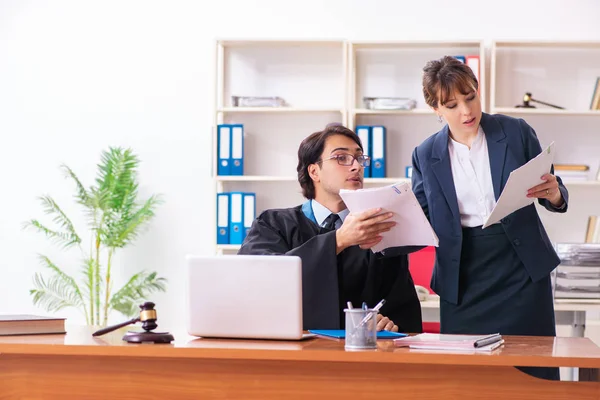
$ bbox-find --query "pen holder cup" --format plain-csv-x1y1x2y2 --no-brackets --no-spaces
344,309,378,350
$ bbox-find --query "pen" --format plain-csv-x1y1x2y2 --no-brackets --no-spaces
357,299,386,327
474,333,502,348
347,301,354,310
362,302,367,310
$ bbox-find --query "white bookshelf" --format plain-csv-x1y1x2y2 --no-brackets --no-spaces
212,39,600,254
213,40,348,254
490,41,600,244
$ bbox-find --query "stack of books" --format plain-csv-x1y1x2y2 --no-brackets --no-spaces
0,315,66,336
554,164,590,182
393,333,504,352
552,243,600,300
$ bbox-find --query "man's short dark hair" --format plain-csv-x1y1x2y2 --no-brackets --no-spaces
296,125,363,199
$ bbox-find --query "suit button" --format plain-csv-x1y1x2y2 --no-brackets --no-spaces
513,239,521,246
501,218,510,224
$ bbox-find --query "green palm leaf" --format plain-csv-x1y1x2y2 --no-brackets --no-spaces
25,196,81,249
30,273,84,314
96,147,139,210
104,195,163,248
61,164,91,206
110,271,167,317
25,220,80,249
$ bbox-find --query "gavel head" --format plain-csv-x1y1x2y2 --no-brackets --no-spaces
522,92,532,105
139,302,158,332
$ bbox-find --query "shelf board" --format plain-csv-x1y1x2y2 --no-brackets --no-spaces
218,39,345,48
350,40,482,49
216,176,297,182
493,41,600,49
364,178,411,184
353,108,433,115
216,244,241,251
216,176,598,186
218,107,343,113
493,107,600,116
216,176,411,184
563,180,600,187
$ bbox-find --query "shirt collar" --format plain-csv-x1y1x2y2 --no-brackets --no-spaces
311,199,349,227
448,125,485,151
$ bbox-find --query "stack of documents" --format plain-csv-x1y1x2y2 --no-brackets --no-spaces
393,333,504,352
552,243,600,299
339,182,438,253
483,142,555,228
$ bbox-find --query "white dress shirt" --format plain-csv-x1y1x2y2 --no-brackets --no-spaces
448,126,497,228
311,199,349,230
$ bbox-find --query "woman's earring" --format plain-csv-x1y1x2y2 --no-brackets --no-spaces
437,114,442,123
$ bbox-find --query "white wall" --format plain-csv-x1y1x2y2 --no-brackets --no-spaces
1,0,600,329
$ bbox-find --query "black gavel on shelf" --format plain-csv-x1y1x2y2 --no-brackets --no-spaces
92,302,174,344
515,92,565,109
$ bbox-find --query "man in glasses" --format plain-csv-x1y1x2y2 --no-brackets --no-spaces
239,124,422,333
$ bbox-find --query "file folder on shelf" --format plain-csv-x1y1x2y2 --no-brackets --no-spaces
229,192,245,245
371,126,386,178
243,193,256,239
216,193,230,244
230,124,244,176
355,125,371,178
217,125,231,176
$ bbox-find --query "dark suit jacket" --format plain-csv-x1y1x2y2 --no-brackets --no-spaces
411,112,569,305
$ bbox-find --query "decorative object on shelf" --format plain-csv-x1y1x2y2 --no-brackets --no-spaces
515,92,564,109
92,302,174,343
363,97,416,110
25,147,167,326
232,96,287,107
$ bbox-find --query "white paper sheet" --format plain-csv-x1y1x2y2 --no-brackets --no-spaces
339,182,439,253
482,142,555,229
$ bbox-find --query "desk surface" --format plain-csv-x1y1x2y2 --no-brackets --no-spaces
1,326,600,369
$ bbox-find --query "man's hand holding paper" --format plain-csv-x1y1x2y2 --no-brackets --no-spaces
339,182,439,253
335,208,396,253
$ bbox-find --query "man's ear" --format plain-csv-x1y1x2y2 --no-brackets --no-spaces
308,163,320,182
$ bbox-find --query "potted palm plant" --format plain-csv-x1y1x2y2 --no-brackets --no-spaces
25,147,167,326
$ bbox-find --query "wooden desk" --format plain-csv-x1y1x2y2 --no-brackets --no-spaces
1,327,600,400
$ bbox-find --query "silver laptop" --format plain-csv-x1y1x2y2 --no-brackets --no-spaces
186,255,307,340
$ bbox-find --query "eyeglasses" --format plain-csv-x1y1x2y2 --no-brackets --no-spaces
319,153,371,167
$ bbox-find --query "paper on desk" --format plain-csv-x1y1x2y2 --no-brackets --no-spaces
482,142,555,229
339,182,438,252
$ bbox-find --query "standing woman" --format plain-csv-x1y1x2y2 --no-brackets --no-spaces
411,56,568,380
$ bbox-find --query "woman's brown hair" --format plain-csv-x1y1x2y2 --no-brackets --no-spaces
422,56,479,108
